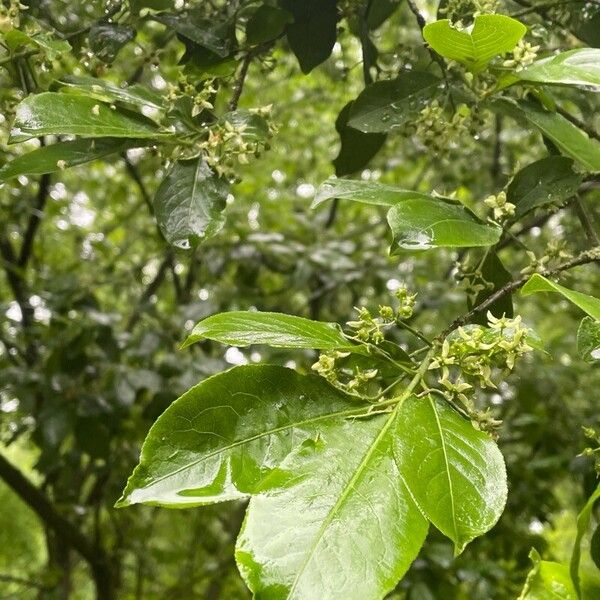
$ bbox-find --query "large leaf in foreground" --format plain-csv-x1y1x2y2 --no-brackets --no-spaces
513,49,600,91
507,156,582,219
153,157,228,249
571,482,600,596
394,395,507,554
521,274,600,320
9,93,161,142
423,15,526,72
387,198,501,251
117,366,368,507
236,409,429,600
492,98,600,172
347,72,441,133
0,138,141,180
183,311,360,351
313,178,430,208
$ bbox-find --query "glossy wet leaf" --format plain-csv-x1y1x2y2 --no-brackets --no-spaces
571,482,600,596
492,98,600,172
520,549,577,599
59,75,166,113
387,198,501,252
423,15,526,72
347,72,441,133
3,29,71,58
153,157,228,249
117,365,370,506
513,49,600,91
154,11,232,57
521,274,600,320
182,311,360,351
333,101,386,176
394,395,507,554
9,93,161,142
577,317,600,362
89,23,136,63
507,156,582,219
236,409,429,600
313,178,430,208
0,138,142,180
281,0,337,73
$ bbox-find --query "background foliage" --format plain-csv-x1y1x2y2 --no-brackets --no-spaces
1,0,600,598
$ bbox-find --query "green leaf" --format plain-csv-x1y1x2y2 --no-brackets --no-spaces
154,11,232,57
521,274,600,321
313,178,430,208
492,98,600,172
59,75,166,113
280,0,337,73
246,5,292,45
394,395,507,554
0,138,142,180
591,525,600,570
89,23,136,63
387,198,501,251
117,365,372,507
347,72,441,133
423,15,526,72
2,29,71,58
468,251,514,324
332,101,387,176
130,0,172,12
153,157,228,249
183,311,361,351
513,49,600,92
577,317,600,362
571,482,600,596
236,409,429,600
366,0,402,30
519,549,577,599
9,93,161,142
507,156,583,219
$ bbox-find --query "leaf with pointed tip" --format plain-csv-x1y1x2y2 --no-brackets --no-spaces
394,395,507,555
423,15,526,72
313,178,430,208
577,317,600,362
491,98,600,172
153,157,228,249
236,408,429,600
519,549,577,599
9,93,161,142
0,138,143,180
182,311,362,352
89,23,136,63
507,156,583,219
117,365,370,507
511,48,600,91
280,0,337,73
59,75,166,113
347,72,441,133
387,198,501,252
521,274,600,320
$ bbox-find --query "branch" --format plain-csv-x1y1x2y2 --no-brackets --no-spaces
18,173,51,268
0,452,114,598
440,247,600,338
573,195,600,247
228,50,254,112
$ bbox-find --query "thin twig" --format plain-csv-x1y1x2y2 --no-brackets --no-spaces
228,50,254,112
573,195,600,247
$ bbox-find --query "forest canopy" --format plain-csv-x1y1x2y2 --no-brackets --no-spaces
1,0,600,598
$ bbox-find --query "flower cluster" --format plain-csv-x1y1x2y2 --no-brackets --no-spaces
429,313,533,429
439,0,499,23
503,39,540,71
0,1,26,31
520,241,572,275
582,427,600,475
484,190,515,223
311,351,380,398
